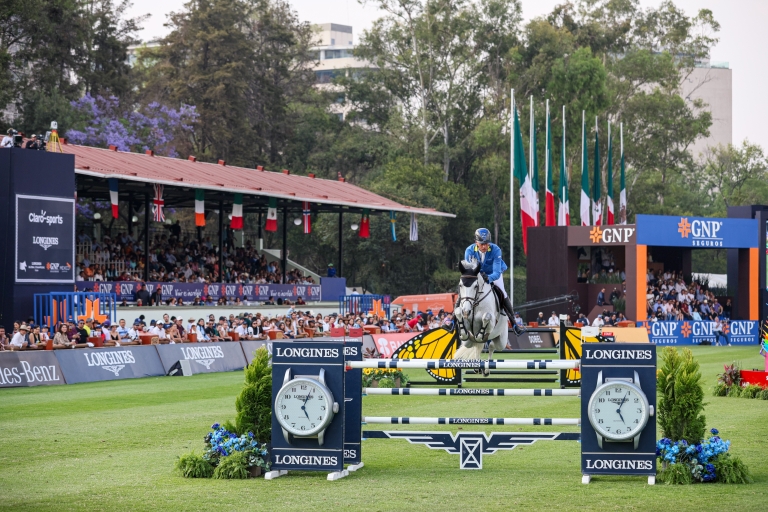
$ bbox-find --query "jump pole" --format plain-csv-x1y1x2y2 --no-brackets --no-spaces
363,388,580,397
346,359,579,370
363,417,581,426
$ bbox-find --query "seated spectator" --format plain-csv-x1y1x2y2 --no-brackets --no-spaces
0,325,8,350
547,311,559,327
10,324,30,350
591,315,605,328
53,323,75,348
536,312,547,326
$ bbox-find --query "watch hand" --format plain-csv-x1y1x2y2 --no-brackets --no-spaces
617,409,625,424
618,392,629,410
301,390,313,419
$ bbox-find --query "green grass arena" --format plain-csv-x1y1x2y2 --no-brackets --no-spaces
1,346,767,511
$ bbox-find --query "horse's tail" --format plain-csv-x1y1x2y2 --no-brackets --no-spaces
454,343,482,361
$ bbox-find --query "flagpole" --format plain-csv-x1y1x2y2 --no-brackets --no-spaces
529,96,534,184
545,99,550,224
562,105,567,225
510,89,515,306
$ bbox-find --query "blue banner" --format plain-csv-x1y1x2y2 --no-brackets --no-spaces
55,345,166,383
638,320,760,345
0,351,65,387
155,343,247,374
76,282,321,303
636,215,758,248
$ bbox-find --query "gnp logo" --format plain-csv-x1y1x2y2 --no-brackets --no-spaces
119,283,135,295
678,217,723,247
589,226,635,244
729,321,758,343
207,284,220,297
93,282,113,293
650,322,678,344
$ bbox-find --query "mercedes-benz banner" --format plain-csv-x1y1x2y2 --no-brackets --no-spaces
16,194,75,283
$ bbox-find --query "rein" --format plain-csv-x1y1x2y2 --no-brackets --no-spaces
458,276,494,331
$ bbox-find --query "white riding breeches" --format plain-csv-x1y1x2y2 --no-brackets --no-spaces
493,276,507,298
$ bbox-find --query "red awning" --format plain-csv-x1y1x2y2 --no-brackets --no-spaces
63,144,454,217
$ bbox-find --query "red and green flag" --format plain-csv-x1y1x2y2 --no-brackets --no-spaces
513,97,534,254
230,193,243,230
580,111,590,226
359,208,370,238
195,189,205,227
265,197,278,232
606,122,614,225
545,101,555,226
558,106,570,226
592,117,602,226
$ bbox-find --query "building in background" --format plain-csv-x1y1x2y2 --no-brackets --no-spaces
682,59,733,157
310,23,375,121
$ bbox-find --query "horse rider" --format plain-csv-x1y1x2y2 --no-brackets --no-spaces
464,228,516,322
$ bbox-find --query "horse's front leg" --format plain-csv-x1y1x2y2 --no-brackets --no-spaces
478,313,492,376
455,306,470,342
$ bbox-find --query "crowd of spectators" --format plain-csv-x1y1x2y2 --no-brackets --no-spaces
0,308,454,351
644,269,731,322
75,229,316,285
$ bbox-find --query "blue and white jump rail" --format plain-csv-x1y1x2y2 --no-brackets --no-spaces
346,358,579,370
356,356,582,470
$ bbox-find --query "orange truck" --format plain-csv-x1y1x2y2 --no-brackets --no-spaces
391,293,457,315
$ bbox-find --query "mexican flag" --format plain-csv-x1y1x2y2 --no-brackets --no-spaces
620,123,627,224
558,106,570,226
230,193,243,230
580,111,590,226
545,103,555,226
513,98,534,254
265,197,278,232
530,99,540,227
592,118,602,226
195,189,205,227
606,122,614,225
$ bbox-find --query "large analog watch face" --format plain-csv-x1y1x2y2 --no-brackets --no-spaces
588,381,649,441
275,378,333,437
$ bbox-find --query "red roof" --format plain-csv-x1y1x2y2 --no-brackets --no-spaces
62,144,454,217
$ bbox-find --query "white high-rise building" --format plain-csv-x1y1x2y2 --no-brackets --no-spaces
681,60,732,157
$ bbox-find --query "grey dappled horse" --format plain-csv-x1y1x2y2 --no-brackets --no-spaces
453,259,508,373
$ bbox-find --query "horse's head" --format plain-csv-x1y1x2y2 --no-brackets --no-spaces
459,259,482,288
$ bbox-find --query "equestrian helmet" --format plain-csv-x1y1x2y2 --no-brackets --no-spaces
474,228,491,244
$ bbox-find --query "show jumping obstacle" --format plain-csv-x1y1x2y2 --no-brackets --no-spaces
352,356,581,469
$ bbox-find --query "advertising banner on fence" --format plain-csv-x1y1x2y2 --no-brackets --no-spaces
241,340,272,364
16,194,75,283
76,282,321,303
0,351,66,388
155,343,247,374
55,345,166,384
636,215,758,248
638,320,760,345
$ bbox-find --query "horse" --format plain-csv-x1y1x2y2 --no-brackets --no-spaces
453,259,508,373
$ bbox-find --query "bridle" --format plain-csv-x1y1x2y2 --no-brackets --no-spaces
458,274,493,335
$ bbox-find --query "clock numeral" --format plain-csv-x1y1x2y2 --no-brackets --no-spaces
605,427,610,431
616,428,622,434
281,405,286,409
598,419,604,424
318,416,323,420
291,423,295,427
605,391,610,396
614,388,621,393
284,394,290,399
634,398,640,403
291,387,296,392
634,419,639,424
594,408,600,413
283,415,289,420
300,426,306,431
637,408,642,413
598,398,605,403
320,406,326,411
318,395,324,400
311,423,315,428
301,385,307,390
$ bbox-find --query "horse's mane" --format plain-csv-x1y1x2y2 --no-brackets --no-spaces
459,259,481,288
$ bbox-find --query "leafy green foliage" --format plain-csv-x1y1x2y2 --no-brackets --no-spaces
175,452,214,478
656,347,706,444
740,385,763,400
234,347,272,441
759,389,768,400
657,461,694,485
212,451,249,480
713,453,753,484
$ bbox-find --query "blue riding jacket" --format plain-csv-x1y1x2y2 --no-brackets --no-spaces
463,243,508,283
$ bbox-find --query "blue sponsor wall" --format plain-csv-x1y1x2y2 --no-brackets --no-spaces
638,320,760,345
636,214,758,248
76,282,321,302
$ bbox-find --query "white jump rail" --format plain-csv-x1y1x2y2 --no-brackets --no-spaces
346,359,579,370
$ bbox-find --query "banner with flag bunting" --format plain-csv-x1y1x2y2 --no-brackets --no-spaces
302,202,311,234
592,117,602,226
389,211,397,241
606,122,614,225
195,189,205,227
359,209,370,238
108,178,119,219
580,111,590,226
152,184,165,223
558,105,570,226
265,197,277,232
230,193,243,230
545,101,555,226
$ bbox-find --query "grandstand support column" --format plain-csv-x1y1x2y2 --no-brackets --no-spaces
338,211,343,277
282,206,287,284
143,194,150,282
258,212,263,250
218,200,224,283
128,192,134,237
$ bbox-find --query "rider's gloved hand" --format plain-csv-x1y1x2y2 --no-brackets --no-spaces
480,272,489,282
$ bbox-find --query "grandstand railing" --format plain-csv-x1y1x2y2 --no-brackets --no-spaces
338,294,391,319
34,291,118,328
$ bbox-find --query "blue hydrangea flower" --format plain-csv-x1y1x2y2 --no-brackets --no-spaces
710,428,719,435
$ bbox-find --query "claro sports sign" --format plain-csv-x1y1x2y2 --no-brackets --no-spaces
636,215,757,249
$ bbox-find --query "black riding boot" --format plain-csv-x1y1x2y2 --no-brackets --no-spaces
501,296,515,319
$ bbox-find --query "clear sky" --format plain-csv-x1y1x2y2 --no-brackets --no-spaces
127,0,768,150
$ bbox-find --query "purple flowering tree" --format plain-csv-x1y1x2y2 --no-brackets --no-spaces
66,94,198,158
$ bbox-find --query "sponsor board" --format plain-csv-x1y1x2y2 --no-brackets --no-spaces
240,340,272,364
636,214,757,248
0,351,65,388
507,328,556,350
16,194,75,283
54,346,165,384
76,282,321,302
638,320,759,345
155,343,247,374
